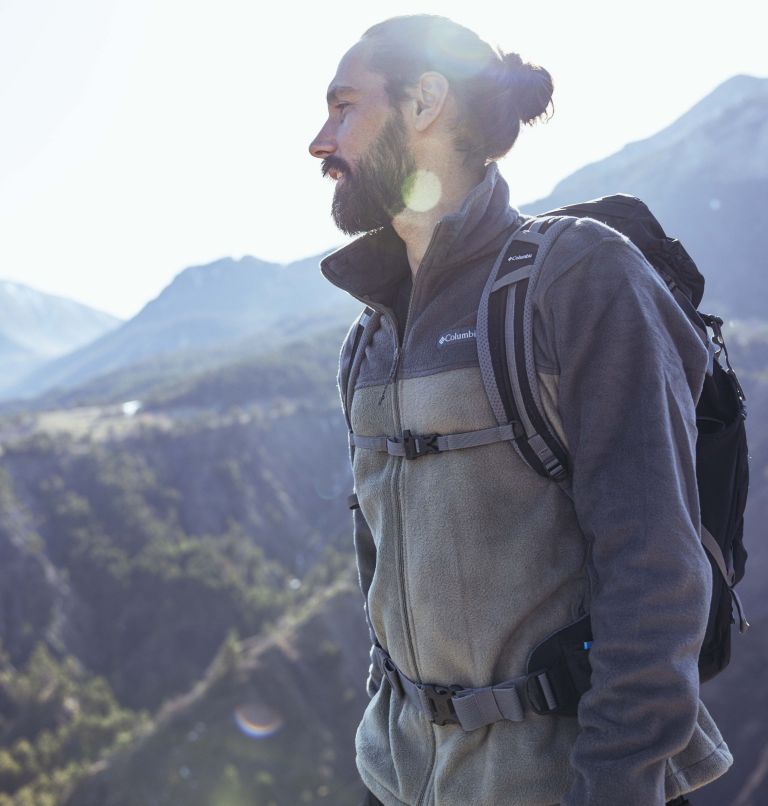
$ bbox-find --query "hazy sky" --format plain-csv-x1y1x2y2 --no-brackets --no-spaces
2,0,767,319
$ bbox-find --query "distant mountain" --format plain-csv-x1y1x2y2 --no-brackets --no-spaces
524,74,768,319
6,254,359,401
0,280,121,393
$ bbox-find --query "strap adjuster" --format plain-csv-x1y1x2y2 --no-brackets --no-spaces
525,670,559,715
380,655,404,698
401,429,439,460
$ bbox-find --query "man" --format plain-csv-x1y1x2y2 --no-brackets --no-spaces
309,15,732,806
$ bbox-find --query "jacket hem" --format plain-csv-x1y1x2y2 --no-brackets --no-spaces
356,759,410,806
664,739,733,799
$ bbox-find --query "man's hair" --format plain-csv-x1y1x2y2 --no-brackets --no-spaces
362,15,554,164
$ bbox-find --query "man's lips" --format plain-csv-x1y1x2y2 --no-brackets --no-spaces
328,167,344,181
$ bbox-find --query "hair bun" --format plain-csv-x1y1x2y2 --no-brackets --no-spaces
502,51,524,73
501,51,554,125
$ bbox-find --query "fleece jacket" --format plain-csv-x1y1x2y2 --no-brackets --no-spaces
320,163,733,806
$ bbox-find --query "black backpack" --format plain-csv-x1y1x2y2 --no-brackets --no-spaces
475,195,749,685
343,194,749,711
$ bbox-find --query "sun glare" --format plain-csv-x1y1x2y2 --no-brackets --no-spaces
403,169,443,213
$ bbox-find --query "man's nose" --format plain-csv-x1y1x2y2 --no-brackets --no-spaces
309,121,336,159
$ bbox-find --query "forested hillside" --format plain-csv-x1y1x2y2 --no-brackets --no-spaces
0,328,368,804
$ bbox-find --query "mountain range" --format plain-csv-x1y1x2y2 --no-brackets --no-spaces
4,254,360,401
5,75,768,405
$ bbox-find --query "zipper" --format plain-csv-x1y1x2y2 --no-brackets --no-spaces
390,223,444,806
390,221,445,679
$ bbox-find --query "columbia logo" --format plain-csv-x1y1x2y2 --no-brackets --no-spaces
438,328,476,346
508,253,533,262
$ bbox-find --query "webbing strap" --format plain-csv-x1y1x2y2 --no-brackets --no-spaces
700,525,750,633
452,682,526,730
350,423,518,458
371,645,529,731
731,587,750,634
700,525,734,586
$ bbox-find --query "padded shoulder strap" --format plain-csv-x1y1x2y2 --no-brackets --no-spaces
477,217,572,482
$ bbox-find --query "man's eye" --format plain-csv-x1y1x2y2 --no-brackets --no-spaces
336,102,351,118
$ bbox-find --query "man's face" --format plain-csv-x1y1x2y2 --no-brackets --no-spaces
309,41,417,235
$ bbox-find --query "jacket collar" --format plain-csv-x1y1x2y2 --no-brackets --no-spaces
320,163,521,307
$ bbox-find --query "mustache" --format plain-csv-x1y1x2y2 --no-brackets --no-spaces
321,156,351,179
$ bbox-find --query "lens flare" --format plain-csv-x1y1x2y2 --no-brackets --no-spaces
234,703,283,739
403,170,442,213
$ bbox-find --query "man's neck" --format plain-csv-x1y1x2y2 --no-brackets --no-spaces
392,162,486,277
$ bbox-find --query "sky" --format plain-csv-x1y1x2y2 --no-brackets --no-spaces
1,0,767,320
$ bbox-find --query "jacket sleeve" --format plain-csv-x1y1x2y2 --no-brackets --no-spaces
338,315,382,699
539,227,712,805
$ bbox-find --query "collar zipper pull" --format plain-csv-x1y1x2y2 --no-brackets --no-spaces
378,345,401,406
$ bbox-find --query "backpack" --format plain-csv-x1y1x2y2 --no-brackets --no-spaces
342,194,749,708
475,195,749,685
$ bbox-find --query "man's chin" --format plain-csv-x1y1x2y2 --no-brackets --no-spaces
332,198,390,236
331,208,366,237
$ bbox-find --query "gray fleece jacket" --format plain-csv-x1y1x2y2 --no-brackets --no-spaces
321,163,732,806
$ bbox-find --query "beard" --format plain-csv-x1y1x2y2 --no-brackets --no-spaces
324,110,417,236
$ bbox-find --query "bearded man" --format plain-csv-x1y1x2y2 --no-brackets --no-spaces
309,15,732,806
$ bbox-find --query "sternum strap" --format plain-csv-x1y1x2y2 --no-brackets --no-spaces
350,423,518,459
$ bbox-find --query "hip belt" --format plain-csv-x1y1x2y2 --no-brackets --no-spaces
371,622,593,732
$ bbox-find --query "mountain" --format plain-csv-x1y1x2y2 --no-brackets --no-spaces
0,280,121,394
523,74,768,320
6,254,360,401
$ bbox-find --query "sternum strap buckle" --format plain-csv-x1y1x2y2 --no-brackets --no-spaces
400,430,439,460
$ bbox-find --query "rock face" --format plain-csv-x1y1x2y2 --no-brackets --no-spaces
524,75,768,319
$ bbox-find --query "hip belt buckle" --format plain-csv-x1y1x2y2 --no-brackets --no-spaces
417,682,463,726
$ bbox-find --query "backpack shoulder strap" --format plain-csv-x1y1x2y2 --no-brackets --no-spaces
477,216,573,483
339,306,375,435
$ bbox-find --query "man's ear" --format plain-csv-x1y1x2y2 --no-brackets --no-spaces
409,72,450,132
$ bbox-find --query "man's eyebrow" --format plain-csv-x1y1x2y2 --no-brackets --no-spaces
327,85,357,104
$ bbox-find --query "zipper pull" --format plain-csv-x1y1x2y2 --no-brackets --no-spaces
378,345,401,406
